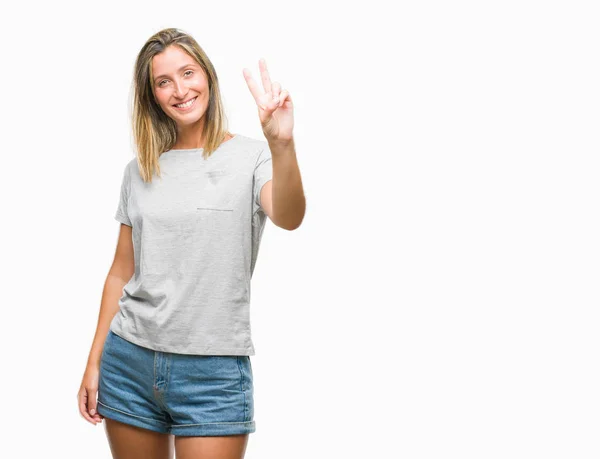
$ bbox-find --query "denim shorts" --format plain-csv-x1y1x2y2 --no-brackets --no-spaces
97,329,255,436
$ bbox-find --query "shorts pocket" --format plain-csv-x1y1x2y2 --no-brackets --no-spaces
102,330,115,354
237,356,254,422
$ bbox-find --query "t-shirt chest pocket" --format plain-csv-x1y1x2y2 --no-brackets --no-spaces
197,169,235,212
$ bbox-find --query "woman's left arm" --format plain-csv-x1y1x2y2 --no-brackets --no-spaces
244,58,306,231
262,138,305,230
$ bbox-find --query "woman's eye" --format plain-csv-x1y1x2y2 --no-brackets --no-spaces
158,70,192,87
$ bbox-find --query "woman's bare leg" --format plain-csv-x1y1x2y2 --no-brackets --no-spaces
103,418,174,459
174,434,249,459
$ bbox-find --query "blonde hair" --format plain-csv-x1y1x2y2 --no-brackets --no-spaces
131,28,231,182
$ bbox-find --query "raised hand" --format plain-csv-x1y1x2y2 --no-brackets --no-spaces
243,58,294,143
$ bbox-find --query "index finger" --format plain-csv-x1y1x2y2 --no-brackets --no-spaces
242,68,263,105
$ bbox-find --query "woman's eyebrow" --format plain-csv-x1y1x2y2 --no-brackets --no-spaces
154,64,195,82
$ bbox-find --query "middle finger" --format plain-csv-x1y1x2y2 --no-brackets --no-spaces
259,58,273,94
272,82,281,99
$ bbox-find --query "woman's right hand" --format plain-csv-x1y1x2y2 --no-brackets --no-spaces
77,364,105,425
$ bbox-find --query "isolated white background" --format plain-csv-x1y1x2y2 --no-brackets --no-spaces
1,0,598,458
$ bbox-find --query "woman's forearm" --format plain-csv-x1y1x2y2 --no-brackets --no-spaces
86,274,128,369
268,138,306,230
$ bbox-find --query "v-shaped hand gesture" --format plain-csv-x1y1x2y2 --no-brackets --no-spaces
243,58,294,144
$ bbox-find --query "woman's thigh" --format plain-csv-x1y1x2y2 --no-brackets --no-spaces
104,418,174,459
174,433,249,459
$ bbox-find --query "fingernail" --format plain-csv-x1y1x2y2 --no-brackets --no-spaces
90,409,96,415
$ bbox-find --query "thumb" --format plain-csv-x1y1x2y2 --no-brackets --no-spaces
87,388,98,416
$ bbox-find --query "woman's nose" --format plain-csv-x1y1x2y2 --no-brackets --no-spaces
173,80,187,98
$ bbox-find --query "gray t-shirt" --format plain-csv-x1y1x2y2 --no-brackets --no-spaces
109,134,272,355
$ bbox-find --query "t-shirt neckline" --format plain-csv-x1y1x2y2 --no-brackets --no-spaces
167,134,240,153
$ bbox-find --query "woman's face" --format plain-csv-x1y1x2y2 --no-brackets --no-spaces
151,45,210,127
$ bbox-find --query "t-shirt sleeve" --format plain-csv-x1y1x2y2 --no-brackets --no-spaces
115,162,132,227
253,144,273,215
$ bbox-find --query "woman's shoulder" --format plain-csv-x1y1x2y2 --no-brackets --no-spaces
230,133,268,154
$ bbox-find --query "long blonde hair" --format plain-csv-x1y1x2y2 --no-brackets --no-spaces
131,28,231,182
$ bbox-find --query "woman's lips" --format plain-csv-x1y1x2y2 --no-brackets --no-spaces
172,96,198,111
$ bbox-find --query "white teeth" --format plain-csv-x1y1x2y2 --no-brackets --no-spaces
174,97,197,108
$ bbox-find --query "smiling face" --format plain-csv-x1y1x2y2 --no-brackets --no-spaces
151,45,210,128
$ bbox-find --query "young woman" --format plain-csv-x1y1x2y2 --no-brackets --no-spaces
77,28,305,459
